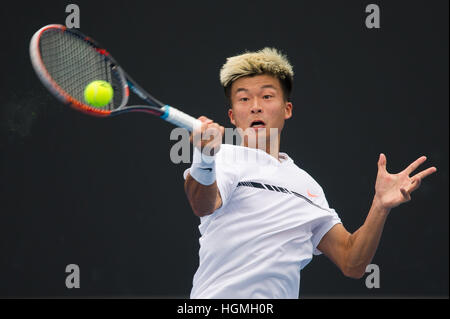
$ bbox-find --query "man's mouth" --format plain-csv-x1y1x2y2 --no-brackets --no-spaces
250,120,266,128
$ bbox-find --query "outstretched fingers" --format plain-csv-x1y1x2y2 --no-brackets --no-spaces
404,156,427,175
378,153,387,171
411,166,437,183
405,166,436,194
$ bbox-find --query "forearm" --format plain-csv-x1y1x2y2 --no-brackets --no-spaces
184,174,220,217
345,197,390,278
184,116,224,217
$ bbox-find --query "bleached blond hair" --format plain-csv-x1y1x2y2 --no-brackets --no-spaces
220,47,294,101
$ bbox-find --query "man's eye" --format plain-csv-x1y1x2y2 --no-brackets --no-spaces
239,97,249,102
263,95,273,99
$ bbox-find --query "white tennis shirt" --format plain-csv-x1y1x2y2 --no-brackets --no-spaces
184,144,342,299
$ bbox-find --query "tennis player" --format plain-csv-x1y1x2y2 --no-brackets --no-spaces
183,48,437,299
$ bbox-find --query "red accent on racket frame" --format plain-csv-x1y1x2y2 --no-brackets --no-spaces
35,25,112,117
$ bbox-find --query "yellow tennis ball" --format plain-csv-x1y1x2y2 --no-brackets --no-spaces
84,80,114,107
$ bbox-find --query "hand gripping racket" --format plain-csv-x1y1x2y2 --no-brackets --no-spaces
30,24,200,131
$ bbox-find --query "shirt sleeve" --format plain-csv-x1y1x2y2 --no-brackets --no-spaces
310,188,342,256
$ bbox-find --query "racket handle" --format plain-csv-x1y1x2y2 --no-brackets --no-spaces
161,105,201,132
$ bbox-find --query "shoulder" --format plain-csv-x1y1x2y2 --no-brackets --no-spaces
215,144,259,163
283,156,319,183
214,144,244,176
217,144,252,155
285,159,325,195
216,143,237,155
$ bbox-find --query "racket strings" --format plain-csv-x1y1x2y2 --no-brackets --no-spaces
39,29,125,110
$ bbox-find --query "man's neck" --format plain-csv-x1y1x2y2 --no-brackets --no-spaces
241,134,281,161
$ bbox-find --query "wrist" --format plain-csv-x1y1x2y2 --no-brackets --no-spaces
190,147,216,186
372,195,391,217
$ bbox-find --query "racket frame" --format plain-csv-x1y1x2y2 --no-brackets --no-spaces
30,24,199,130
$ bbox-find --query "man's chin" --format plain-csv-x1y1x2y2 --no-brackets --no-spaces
251,126,267,133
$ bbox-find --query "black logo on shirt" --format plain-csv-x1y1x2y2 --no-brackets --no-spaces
237,181,328,212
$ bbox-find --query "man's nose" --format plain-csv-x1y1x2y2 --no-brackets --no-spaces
250,102,262,113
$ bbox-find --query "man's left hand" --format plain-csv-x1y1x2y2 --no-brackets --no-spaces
374,154,437,210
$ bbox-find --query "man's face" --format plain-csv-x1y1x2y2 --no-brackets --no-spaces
228,74,292,140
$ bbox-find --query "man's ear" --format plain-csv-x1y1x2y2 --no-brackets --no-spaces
284,102,293,120
228,108,236,125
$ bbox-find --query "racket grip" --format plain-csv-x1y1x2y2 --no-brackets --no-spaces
161,105,201,131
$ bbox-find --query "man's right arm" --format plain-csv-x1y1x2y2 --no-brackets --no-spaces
185,116,224,217
184,175,222,217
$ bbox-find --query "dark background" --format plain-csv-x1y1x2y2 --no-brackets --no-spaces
0,0,448,298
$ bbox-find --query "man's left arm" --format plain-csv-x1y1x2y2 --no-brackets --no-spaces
317,153,437,279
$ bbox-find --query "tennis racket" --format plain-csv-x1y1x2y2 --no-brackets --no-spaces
29,24,200,131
